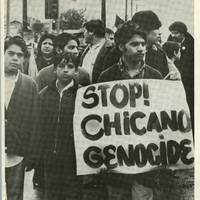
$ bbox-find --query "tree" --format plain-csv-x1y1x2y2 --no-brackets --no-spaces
60,8,88,30
31,22,45,34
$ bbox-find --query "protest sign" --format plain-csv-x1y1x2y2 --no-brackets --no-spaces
73,79,194,175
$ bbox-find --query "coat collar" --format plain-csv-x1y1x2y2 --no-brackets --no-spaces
47,78,79,94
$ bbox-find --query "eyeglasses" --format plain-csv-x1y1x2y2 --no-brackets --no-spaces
8,51,24,58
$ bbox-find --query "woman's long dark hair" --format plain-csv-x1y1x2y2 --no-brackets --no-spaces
37,33,57,57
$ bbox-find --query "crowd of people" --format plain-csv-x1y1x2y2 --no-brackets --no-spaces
4,9,194,200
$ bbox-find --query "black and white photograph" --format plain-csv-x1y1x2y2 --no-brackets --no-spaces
2,0,195,199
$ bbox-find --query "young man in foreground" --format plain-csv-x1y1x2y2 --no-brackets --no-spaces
98,21,162,82
5,36,39,200
39,52,82,200
98,21,163,200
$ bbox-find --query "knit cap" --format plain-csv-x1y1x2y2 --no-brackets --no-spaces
131,10,162,31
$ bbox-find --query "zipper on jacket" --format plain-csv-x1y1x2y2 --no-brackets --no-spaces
53,96,62,153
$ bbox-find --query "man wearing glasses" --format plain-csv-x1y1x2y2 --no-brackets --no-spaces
4,36,39,200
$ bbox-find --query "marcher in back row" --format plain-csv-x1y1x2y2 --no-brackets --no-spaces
167,21,194,134
79,19,114,84
162,41,182,80
35,34,56,72
35,33,90,91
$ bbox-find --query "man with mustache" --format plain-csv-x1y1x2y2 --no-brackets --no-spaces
167,21,194,135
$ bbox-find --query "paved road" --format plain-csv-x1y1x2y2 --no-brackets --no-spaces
23,168,194,200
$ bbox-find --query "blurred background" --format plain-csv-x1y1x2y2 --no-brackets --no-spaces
3,0,194,43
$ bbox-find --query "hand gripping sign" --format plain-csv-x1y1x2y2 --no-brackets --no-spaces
73,79,194,175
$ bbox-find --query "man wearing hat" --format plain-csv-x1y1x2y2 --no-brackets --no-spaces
103,10,170,78
131,10,170,78
167,21,194,134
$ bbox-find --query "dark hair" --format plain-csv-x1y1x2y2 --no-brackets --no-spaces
37,34,56,55
114,21,147,47
54,52,79,69
55,33,80,50
4,36,27,55
84,19,105,38
105,28,114,35
169,21,187,34
162,41,180,59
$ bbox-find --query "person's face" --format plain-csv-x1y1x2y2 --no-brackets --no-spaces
4,44,24,75
41,38,54,56
119,34,146,64
147,29,162,45
83,28,93,44
27,44,33,54
170,31,184,43
174,48,181,60
56,58,76,85
105,33,114,41
63,40,79,55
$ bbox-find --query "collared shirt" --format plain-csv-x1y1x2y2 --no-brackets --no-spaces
82,39,106,83
118,58,145,79
5,70,24,168
56,79,74,99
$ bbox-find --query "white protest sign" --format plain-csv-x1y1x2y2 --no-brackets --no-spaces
73,79,194,175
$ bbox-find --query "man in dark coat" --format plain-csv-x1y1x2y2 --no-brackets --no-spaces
79,19,114,83
104,10,170,78
5,36,39,200
167,21,194,134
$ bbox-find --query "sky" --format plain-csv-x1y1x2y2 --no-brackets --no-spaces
4,0,194,42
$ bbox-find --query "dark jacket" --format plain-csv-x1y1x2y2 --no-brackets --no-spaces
5,72,39,158
98,61,163,83
35,55,55,72
103,45,169,78
167,32,194,87
146,44,169,77
79,39,114,83
167,32,194,130
39,80,79,167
